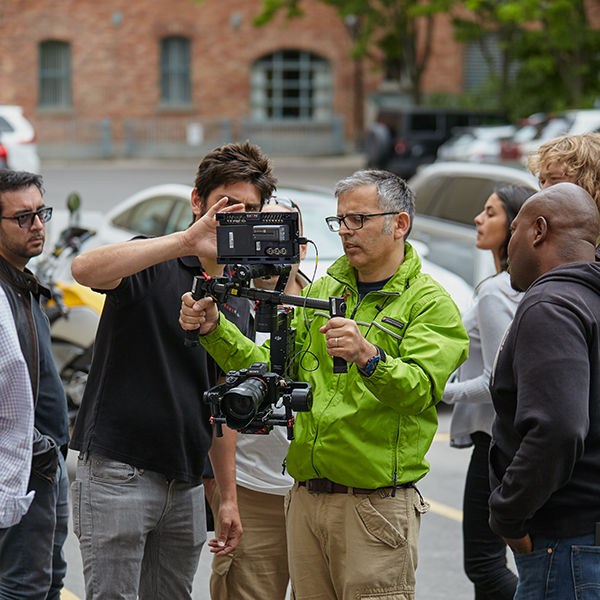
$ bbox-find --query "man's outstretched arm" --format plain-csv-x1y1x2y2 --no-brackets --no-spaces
72,197,243,290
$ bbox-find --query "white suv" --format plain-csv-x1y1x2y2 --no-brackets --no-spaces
0,105,40,173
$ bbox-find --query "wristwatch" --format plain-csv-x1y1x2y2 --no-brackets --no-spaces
358,345,386,377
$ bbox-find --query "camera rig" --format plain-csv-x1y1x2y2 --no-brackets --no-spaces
188,267,347,440
186,211,347,439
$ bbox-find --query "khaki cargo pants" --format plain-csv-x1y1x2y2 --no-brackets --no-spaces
286,482,428,600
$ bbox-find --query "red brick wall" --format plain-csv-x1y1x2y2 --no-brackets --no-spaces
421,13,464,95
0,0,387,144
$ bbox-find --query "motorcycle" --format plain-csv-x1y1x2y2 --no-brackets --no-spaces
35,192,104,428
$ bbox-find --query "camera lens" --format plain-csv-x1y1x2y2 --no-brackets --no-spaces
222,377,267,429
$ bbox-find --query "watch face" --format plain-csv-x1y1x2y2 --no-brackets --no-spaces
365,356,379,376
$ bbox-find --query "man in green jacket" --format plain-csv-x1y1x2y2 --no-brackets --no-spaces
180,169,469,599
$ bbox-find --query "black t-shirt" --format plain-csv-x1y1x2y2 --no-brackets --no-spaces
70,255,249,483
357,277,392,299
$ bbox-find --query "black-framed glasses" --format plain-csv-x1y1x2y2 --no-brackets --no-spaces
0,207,53,229
325,212,397,232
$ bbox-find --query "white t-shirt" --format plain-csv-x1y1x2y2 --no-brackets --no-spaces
234,324,294,495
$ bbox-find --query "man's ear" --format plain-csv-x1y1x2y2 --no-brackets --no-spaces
394,212,411,240
300,243,307,262
191,188,204,218
532,216,548,247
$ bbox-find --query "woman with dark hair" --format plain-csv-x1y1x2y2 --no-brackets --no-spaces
443,184,536,599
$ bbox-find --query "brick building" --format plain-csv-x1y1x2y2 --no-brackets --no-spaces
0,0,471,158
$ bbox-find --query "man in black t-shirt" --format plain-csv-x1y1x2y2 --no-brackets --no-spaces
69,142,277,600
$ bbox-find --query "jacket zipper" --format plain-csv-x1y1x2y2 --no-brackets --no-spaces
392,416,400,497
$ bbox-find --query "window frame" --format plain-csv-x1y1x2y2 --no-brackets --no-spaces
251,50,332,121
38,40,72,108
160,36,192,106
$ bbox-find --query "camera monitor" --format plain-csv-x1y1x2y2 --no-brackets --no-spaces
216,211,301,264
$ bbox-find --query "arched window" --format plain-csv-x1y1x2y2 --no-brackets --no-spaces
251,50,332,120
39,40,71,107
160,36,191,105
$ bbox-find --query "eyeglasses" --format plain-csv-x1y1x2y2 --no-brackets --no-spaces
325,212,397,232
0,207,53,229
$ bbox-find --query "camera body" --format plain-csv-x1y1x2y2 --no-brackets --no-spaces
216,211,301,265
204,362,312,438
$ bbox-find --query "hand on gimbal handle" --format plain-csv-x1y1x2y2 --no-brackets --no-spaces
183,276,204,347
329,297,348,374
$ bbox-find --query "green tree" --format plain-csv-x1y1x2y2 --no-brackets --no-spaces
455,0,600,117
255,0,454,105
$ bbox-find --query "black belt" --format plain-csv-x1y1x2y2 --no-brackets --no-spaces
298,477,413,495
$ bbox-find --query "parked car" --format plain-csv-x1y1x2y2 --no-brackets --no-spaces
436,124,516,163
364,107,508,178
87,183,474,313
0,105,40,172
408,162,539,288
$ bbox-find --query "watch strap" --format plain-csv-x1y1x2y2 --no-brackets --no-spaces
358,345,386,377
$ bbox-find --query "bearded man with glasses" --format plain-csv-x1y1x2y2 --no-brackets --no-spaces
180,169,469,599
0,170,70,599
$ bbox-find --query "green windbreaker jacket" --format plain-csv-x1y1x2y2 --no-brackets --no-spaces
199,243,469,489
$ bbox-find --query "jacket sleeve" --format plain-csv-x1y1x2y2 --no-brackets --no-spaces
488,301,590,538
198,312,271,373
443,283,514,405
363,291,469,416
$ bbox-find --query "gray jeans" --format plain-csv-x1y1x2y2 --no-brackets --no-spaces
72,452,206,600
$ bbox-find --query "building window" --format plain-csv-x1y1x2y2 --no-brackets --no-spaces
160,36,191,105
39,40,71,107
463,34,502,92
251,50,332,120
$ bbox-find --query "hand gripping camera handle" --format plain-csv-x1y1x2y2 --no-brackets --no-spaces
184,276,203,348
329,296,347,374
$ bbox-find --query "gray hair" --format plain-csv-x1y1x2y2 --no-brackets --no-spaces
334,170,415,237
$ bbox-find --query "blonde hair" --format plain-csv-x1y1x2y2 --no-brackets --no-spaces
528,133,600,211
